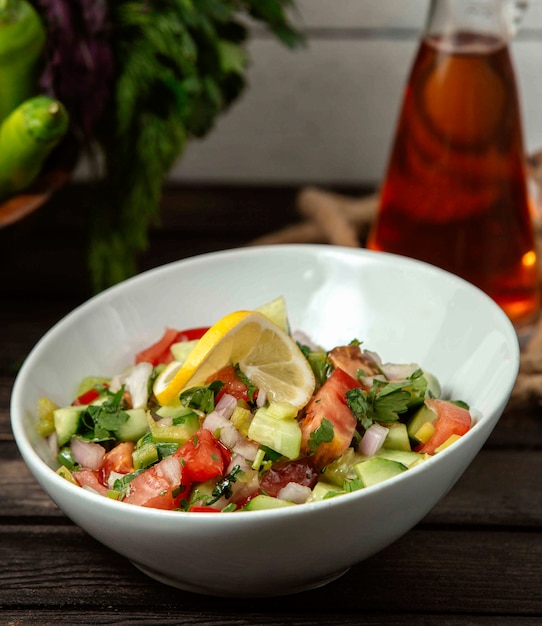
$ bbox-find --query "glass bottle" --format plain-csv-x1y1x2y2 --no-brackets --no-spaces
367,0,539,335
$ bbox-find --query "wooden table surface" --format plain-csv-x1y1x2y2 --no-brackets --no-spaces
1,184,542,625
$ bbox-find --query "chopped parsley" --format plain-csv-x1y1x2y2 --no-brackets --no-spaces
346,377,413,430
297,343,329,387
79,386,130,441
308,417,335,452
180,380,223,413
199,465,243,506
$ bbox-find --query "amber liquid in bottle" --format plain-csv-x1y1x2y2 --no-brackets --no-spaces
367,33,540,330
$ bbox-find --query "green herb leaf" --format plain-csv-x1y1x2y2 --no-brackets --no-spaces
407,368,428,405
346,378,411,430
345,388,372,430
180,381,223,413
204,465,243,505
80,386,130,441
372,381,411,423
297,343,329,387
308,417,334,453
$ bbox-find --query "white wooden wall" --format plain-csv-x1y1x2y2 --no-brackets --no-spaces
170,0,542,187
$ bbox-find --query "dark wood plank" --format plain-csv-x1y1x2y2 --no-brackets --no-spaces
0,612,540,626
1,525,541,616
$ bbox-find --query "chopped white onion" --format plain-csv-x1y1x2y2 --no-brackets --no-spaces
278,482,312,504
256,387,267,408
232,439,259,462
110,362,153,409
202,410,229,433
215,393,237,418
358,423,389,457
128,361,154,409
156,456,181,487
71,437,106,470
380,362,420,381
47,432,59,456
107,470,125,489
109,374,122,393
364,350,383,368
202,411,241,449
227,453,252,474
220,423,242,449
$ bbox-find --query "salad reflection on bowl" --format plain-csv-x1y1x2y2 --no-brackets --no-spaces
11,244,520,598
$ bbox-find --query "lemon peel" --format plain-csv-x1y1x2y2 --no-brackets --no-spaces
153,310,315,409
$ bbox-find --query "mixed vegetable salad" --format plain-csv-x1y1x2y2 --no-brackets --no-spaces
36,299,474,512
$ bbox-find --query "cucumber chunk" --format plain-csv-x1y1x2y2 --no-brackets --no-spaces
375,448,426,468
244,495,295,510
115,408,149,441
247,405,301,460
132,441,159,470
383,422,411,451
407,404,438,441
53,406,86,446
307,481,344,503
147,412,199,444
354,457,407,488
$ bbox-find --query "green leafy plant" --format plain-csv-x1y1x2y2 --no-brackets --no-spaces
33,0,304,292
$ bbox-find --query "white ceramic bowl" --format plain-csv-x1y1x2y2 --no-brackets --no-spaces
11,244,519,597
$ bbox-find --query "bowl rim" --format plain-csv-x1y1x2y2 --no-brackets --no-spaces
10,244,521,520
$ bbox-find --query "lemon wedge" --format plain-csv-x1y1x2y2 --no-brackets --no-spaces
255,295,289,333
153,310,315,409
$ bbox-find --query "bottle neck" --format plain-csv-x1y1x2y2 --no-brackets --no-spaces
424,0,520,44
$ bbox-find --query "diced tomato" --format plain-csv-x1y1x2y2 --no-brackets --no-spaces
73,387,102,406
102,442,135,482
328,344,379,383
73,468,108,495
175,327,210,342
206,364,253,403
175,429,229,482
300,368,361,468
135,328,179,366
260,458,319,498
123,456,190,510
416,398,472,455
135,327,210,366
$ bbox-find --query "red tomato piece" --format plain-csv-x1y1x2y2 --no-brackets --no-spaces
300,368,361,469
73,468,108,495
135,328,180,366
102,442,135,481
260,458,319,498
124,456,190,510
416,398,472,455
328,344,379,383
175,429,228,482
175,327,210,342
135,327,210,366
206,364,253,403
72,387,102,406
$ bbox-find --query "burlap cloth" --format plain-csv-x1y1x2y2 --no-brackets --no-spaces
250,152,542,413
